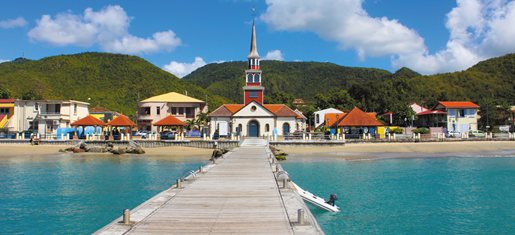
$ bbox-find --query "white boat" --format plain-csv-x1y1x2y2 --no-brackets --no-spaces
291,182,340,212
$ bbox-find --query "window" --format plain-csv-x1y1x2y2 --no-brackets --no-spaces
35,103,39,111
171,107,177,115
179,107,184,115
247,73,253,83
265,124,270,132
156,106,160,115
74,104,77,114
449,109,455,117
316,114,320,123
459,109,465,118
0,108,8,114
249,91,259,98
254,73,260,83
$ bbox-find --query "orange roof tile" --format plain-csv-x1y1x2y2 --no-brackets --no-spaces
264,104,298,117
338,107,383,127
224,104,244,113
71,115,106,126
107,115,137,127
438,101,479,109
324,113,345,127
153,115,187,126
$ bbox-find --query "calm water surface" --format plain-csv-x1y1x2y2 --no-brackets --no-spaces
282,156,515,235
0,153,206,234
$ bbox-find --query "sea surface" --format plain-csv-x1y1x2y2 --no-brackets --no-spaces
1,153,514,234
0,154,206,234
282,156,515,235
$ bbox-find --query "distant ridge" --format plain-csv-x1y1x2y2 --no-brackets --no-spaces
0,52,228,115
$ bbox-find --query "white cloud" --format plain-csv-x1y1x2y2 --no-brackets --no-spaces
28,5,181,54
263,49,284,60
163,57,207,78
0,17,28,29
261,0,515,74
0,59,9,64
261,0,425,60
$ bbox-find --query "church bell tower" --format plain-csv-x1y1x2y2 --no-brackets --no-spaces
243,19,264,105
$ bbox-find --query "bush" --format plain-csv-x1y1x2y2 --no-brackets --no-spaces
389,128,403,134
412,127,429,134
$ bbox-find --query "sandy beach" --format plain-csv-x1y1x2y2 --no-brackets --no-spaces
280,141,515,161
0,144,212,159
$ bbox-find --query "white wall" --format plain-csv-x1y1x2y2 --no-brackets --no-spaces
313,108,344,128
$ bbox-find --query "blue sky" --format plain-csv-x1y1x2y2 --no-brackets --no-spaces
1,0,515,77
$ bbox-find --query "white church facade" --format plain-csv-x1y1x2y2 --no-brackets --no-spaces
208,20,305,138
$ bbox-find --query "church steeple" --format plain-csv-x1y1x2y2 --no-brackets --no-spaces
243,17,264,105
247,19,260,60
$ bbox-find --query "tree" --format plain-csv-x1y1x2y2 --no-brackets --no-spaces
478,97,496,131
21,90,43,100
0,87,11,99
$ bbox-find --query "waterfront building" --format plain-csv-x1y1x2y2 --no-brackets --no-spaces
324,107,383,137
8,99,89,134
208,20,303,138
137,92,207,132
417,101,480,133
0,99,16,129
313,108,344,128
89,106,119,123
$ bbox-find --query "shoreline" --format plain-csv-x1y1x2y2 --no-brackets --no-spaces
280,141,515,161
0,144,213,160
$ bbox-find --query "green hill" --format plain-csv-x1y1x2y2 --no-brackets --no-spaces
183,54,515,125
0,52,228,115
184,61,391,103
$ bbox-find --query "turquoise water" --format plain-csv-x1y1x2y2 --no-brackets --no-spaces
282,157,515,235
0,154,205,234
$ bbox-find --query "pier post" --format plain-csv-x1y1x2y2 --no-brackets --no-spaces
123,209,130,225
297,209,305,225
282,178,288,188
176,179,182,189
308,133,312,140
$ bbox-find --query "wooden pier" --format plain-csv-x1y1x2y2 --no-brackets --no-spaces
95,138,323,235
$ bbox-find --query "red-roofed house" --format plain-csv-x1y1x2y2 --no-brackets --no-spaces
417,101,480,133
208,22,305,137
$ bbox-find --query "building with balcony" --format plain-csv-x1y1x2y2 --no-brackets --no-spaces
416,101,480,133
8,99,89,134
137,92,207,132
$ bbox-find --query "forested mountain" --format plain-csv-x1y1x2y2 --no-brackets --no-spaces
1,51,513,127
0,53,228,115
184,54,515,125
184,61,392,103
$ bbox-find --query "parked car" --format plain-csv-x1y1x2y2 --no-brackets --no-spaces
160,131,177,140
134,130,150,139
446,130,461,138
469,130,486,138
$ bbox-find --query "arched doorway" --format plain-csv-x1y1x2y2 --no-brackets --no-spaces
283,123,290,136
248,120,260,137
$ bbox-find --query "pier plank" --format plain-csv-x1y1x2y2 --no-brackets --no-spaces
96,139,323,235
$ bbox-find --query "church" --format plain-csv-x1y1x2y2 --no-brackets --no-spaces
208,21,305,138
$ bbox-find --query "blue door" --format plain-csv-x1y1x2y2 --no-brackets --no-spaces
283,123,290,136
248,121,259,137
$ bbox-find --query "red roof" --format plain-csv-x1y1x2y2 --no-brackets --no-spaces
337,107,383,127
416,110,446,116
153,115,187,126
209,103,298,117
71,115,106,126
0,99,15,103
107,115,137,127
438,101,479,109
324,113,345,127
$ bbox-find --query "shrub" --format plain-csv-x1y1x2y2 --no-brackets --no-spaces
412,127,429,134
389,128,403,134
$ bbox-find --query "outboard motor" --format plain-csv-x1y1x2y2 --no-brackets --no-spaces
326,194,338,206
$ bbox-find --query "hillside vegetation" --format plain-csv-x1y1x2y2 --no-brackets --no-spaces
0,53,228,115
184,54,515,125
